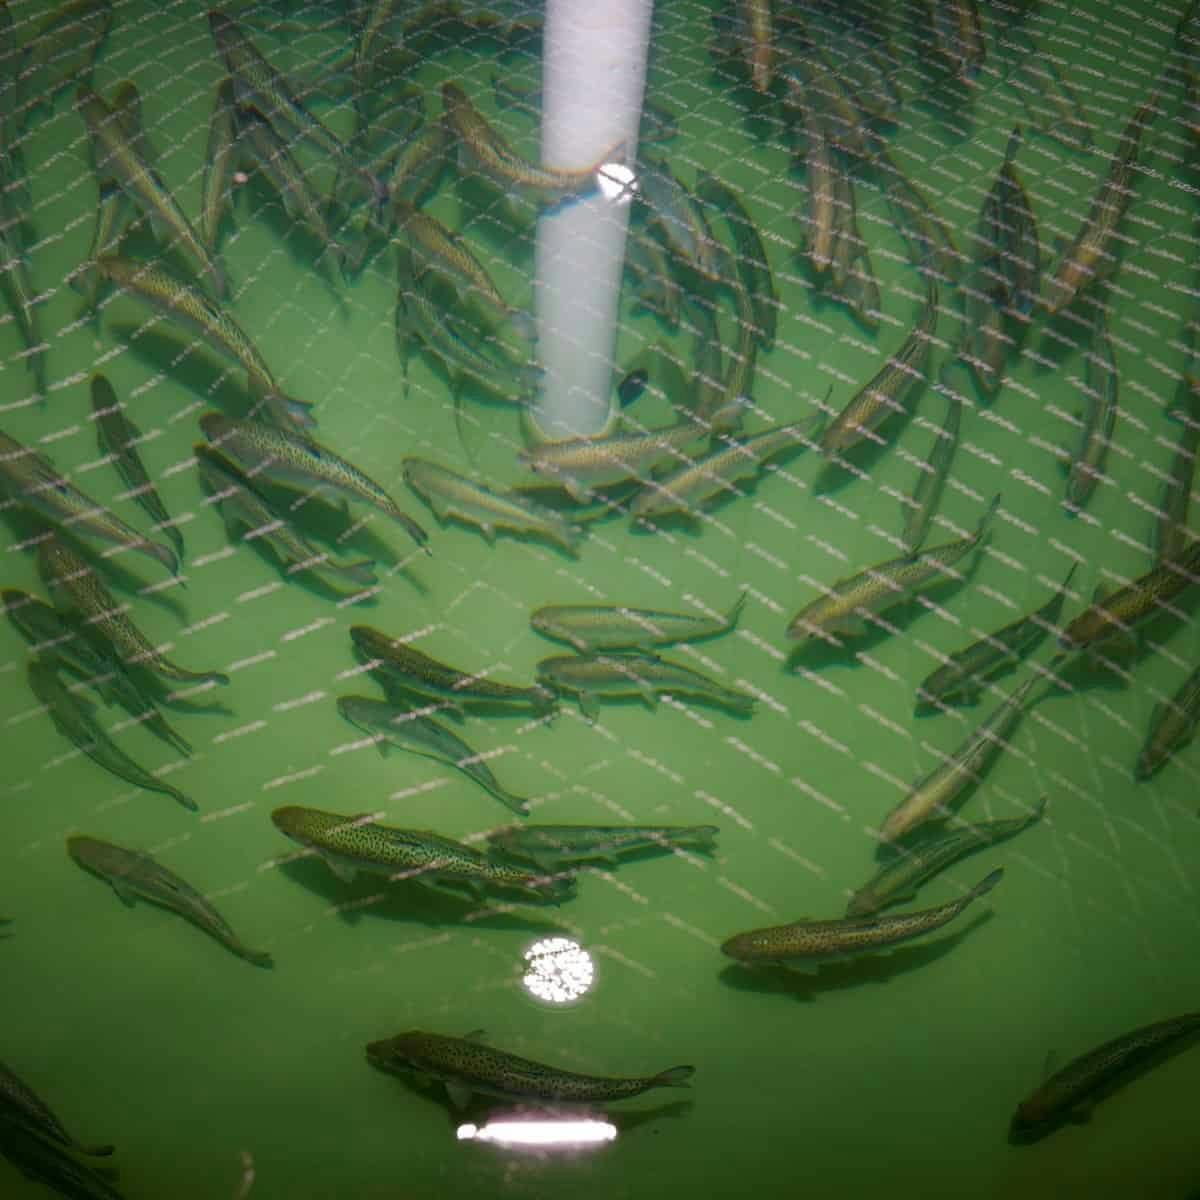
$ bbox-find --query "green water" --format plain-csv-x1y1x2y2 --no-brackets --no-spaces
2,0,1200,1197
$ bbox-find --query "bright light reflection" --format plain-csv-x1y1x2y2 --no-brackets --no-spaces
457,1119,617,1147
522,937,595,1005
598,161,637,204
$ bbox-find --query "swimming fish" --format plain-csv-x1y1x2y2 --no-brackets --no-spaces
901,391,961,556
200,77,238,253
1136,663,1200,780
530,593,747,654
721,868,1003,969
0,1059,113,1157
366,1029,692,1106
1062,307,1118,511
1154,377,1200,564
487,823,719,871
67,836,270,965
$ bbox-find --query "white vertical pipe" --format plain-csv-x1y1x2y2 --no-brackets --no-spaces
530,0,653,443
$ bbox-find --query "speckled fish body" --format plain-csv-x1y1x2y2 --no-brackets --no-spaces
902,392,961,555
197,446,377,592
531,592,746,654
0,186,47,399
929,0,985,84
1064,308,1118,509
0,1059,113,1157
879,675,1040,844
270,806,570,899
366,1030,693,1105
800,102,836,274
632,419,820,520
1136,663,1200,779
1010,1011,1200,1141
199,413,428,553
918,564,1076,709
1060,536,1200,652
91,374,184,563
336,694,532,816
819,278,938,457
1154,378,1200,564
402,457,578,555
519,423,706,500
639,161,719,279
201,77,237,252
536,652,756,719
350,625,552,713
67,836,270,965
0,428,178,578
36,534,228,688
847,801,1044,917
722,867,1003,966
788,495,998,645
487,823,719,871
827,150,881,330
739,0,773,92
27,659,195,811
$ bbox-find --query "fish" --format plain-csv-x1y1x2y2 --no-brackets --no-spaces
1059,536,1200,653
0,1059,113,1157
1042,98,1156,316
199,413,429,554
536,652,756,721
196,445,377,593
77,84,226,298
847,799,1044,917
1154,377,1200,564
3,588,191,758
1006,39,1095,154
917,564,1077,709
0,183,47,400
270,806,571,899
93,254,314,432
90,374,184,564
0,1123,126,1200
929,0,986,84
0,428,178,578
873,149,963,282
1136,663,1200,780
486,823,719,871
879,674,1042,845
639,159,720,280
349,625,552,715
1063,308,1118,510
625,231,682,329
1010,1010,1200,1142
200,78,238,252
531,592,747,654
27,659,195,811
783,50,878,161
442,82,620,206
19,0,111,106
337,694,532,816
366,1030,692,1107
402,457,577,555
994,126,1041,315
721,867,1003,968
739,0,774,92
788,494,999,645
632,418,821,522
518,422,706,501
36,533,228,689
380,119,450,210
67,836,270,965
901,391,961,556
826,147,881,330
819,278,939,458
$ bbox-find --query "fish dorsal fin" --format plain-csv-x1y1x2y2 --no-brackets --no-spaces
109,878,137,907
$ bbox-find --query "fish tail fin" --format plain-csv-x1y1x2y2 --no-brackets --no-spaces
1004,124,1024,165
653,1065,695,1089
975,493,1002,544
171,786,199,812
1172,375,1200,425
727,588,749,629
1059,561,1080,593
240,946,274,968
970,867,1004,900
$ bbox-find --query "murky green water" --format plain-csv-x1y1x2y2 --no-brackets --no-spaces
2,0,1200,1197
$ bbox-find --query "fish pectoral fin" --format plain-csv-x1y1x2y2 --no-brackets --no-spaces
444,1081,474,1110
321,853,357,884
109,879,138,907
577,691,600,722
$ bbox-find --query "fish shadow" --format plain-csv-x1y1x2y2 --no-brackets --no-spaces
276,857,570,933
240,179,347,303
718,914,990,1002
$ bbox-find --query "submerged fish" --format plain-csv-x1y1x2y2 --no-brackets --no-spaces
67,836,270,965
487,823,719,871
917,564,1077,709
200,77,238,253
91,374,184,564
271,806,570,899
847,799,1044,917
1010,1010,1200,1142
1136,663,1200,780
1154,377,1200,564
901,391,961,556
337,694,532,816
0,1059,113,1157
721,868,1003,968
537,652,756,721
640,161,720,280
530,593,746,654
788,495,999,646
366,1030,693,1106
0,428,178,578
36,533,228,689
199,413,429,554
880,674,1042,845
1062,308,1118,510
402,457,578,556
27,658,195,811
350,625,552,715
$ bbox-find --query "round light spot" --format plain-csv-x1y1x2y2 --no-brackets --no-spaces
521,937,596,1006
597,162,637,205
